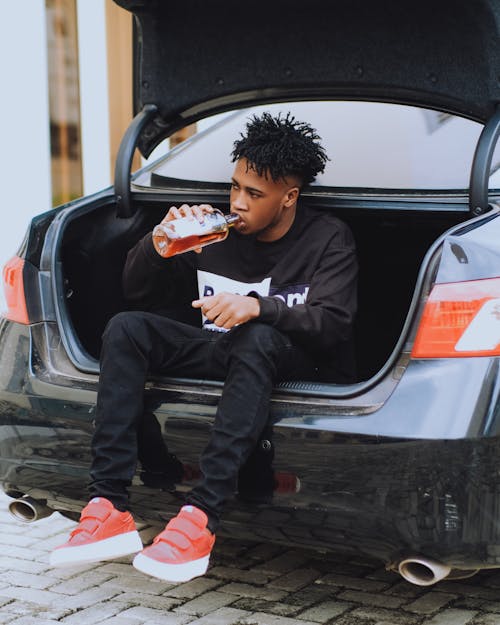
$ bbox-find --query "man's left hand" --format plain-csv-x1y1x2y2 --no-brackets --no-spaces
192,293,260,329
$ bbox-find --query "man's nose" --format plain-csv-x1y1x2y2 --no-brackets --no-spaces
231,190,247,210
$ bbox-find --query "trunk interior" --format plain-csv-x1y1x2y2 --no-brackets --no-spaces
60,198,470,383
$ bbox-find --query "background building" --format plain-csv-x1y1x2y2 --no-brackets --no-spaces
0,0,189,311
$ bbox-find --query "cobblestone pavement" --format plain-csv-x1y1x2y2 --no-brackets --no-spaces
2,493,500,625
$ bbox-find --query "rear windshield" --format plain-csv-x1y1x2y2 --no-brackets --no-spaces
149,101,500,192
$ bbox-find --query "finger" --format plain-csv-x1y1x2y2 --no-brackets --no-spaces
192,296,216,309
194,247,203,254
163,206,180,222
191,205,205,223
203,301,225,322
198,204,214,214
179,204,194,220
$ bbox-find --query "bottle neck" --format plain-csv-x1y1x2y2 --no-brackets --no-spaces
225,213,241,227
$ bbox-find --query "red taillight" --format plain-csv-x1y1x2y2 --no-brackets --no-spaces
411,277,500,358
2,256,29,324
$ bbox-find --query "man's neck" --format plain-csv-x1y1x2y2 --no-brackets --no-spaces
256,203,297,242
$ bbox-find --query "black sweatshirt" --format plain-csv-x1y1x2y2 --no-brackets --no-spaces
123,204,358,382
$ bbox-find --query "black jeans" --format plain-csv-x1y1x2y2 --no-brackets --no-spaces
89,311,317,530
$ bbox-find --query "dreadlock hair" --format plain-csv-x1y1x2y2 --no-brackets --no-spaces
231,111,329,187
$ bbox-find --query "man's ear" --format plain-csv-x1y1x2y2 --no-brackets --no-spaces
284,186,300,207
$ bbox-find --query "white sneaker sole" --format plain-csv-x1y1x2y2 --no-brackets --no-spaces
50,530,143,567
132,551,210,582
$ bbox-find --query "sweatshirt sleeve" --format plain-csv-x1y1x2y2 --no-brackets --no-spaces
255,229,358,352
122,232,197,310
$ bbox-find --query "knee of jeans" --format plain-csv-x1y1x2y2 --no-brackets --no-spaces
102,311,145,343
229,322,289,354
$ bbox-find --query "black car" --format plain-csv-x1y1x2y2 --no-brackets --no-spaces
1,0,500,586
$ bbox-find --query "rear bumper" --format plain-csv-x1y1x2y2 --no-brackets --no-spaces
1,318,500,569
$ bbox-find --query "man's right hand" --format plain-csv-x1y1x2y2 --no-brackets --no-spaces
160,204,215,225
159,204,216,254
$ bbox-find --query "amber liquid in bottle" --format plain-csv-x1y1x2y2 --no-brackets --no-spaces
152,210,240,258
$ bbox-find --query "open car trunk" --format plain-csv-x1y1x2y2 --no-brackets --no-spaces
59,195,471,384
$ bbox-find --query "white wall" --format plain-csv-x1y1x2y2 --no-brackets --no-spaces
76,0,111,194
0,1,51,314
0,1,111,312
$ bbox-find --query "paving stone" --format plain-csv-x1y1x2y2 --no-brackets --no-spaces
0,601,38,616
478,601,500,614
100,576,173,595
208,567,270,585
0,522,29,535
219,582,287,601
38,587,123,618
0,547,46,563
215,538,251,558
141,616,192,625
43,560,106,581
93,563,150,579
59,602,126,624
315,572,390,593
297,600,353,623
95,618,143,625
252,551,311,576
0,558,48,576
424,608,478,625
350,606,423,624
382,580,425,599
117,606,169,621
470,615,500,624
402,592,457,614
2,618,61,625
437,582,500,601
174,590,237,617
0,534,39,549
163,577,221,599
269,568,320,592
46,571,115,595
336,590,405,609
0,588,63,607
0,573,52,591
110,593,181,612
244,543,283,562
237,612,319,625
187,606,252,625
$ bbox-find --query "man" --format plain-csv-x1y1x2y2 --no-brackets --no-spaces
50,112,358,583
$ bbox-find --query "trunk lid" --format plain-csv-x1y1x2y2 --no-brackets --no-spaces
114,0,500,156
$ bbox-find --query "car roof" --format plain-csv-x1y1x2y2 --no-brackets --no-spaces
114,0,500,157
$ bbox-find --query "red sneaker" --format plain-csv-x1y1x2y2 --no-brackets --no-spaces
49,497,142,567
133,505,215,582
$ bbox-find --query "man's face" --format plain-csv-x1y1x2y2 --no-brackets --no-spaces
230,158,300,241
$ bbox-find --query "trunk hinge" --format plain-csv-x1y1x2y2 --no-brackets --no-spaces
115,104,158,218
469,105,500,216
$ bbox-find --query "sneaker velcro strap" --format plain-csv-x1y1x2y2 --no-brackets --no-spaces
157,529,192,551
71,518,100,537
81,504,111,523
167,517,203,541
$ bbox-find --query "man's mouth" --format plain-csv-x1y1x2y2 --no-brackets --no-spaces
233,215,246,229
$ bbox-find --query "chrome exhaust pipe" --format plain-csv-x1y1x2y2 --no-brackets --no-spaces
398,556,451,586
8,495,54,523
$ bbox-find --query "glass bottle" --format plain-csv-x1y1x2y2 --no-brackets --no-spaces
152,209,240,258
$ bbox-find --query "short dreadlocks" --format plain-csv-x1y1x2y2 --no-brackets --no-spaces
231,112,329,187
